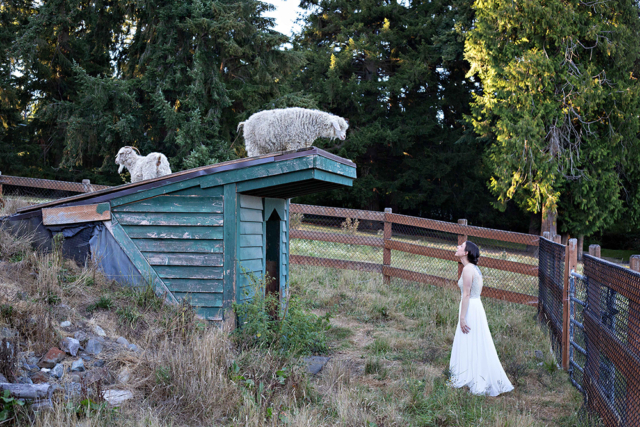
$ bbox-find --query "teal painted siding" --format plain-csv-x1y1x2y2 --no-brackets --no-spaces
112,192,224,320
281,200,290,300
237,194,264,302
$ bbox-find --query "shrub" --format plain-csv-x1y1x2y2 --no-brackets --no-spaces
340,217,359,235
233,274,330,356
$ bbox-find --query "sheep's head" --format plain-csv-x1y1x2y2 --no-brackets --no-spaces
115,146,140,173
329,116,349,140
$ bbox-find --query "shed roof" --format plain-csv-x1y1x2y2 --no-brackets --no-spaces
13,148,355,218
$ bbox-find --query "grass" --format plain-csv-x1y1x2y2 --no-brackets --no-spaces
0,219,592,426
600,248,637,264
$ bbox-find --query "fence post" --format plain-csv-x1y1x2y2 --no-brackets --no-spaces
588,244,601,258
383,208,392,285
457,219,468,279
542,231,550,240
562,238,578,370
553,234,562,244
82,179,91,193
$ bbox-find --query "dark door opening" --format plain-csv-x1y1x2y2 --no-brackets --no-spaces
265,210,281,306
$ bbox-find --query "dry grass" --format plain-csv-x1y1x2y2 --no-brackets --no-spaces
0,225,593,426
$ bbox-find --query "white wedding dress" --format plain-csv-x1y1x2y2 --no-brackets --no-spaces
449,264,514,396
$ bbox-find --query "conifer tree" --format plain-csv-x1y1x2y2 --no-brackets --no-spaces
465,0,640,237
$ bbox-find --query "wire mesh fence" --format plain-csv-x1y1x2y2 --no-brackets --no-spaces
290,204,540,305
538,237,566,366
0,174,110,208
569,271,588,394
581,254,640,427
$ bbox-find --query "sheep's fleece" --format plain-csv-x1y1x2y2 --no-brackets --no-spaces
238,107,349,157
115,146,172,183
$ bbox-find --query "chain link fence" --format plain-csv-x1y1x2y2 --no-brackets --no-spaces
290,204,540,305
581,254,640,427
538,237,566,366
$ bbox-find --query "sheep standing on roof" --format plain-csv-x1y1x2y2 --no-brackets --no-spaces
115,146,172,183
237,107,349,157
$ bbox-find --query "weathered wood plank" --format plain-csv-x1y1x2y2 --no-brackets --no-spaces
42,203,111,225
237,272,262,288
144,252,224,267
239,246,263,261
170,185,223,197
174,292,223,307
236,170,315,193
314,155,357,178
201,157,314,189
163,279,224,293
239,194,262,209
196,306,222,321
133,239,223,253
240,222,263,235
111,179,203,207
480,287,538,306
239,235,262,247
238,259,263,272
111,218,178,304
123,225,223,240
223,184,238,310
240,208,262,222
114,196,223,213
290,229,384,247
155,266,224,279
312,169,354,186
290,255,382,273
113,212,223,226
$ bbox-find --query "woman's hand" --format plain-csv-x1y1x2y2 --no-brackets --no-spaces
460,319,471,334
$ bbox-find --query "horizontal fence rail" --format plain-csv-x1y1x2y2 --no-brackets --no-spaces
0,173,110,205
289,203,540,306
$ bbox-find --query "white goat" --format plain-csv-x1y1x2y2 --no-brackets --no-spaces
115,146,172,183
237,107,349,157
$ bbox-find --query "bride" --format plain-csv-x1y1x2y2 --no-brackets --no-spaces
449,240,514,396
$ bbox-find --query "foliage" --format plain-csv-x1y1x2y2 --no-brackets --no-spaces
233,274,330,356
465,0,640,237
0,389,25,424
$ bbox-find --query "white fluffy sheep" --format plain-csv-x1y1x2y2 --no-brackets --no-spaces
115,146,172,183
237,107,349,157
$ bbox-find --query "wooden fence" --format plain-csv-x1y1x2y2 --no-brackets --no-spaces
289,204,540,306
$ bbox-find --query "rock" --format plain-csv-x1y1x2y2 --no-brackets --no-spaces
60,337,80,357
64,382,81,399
16,377,33,384
128,344,138,352
0,374,7,383
92,325,106,337
80,354,91,361
60,321,71,328
38,347,65,368
303,356,331,375
535,350,544,360
30,371,49,384
117,368,131,384
85,339,102,355
116,337,129,347
93,360,106,368
51,364,64,379
27,356,39,366
74,331,87,342
70,359,85,372
22,363,39,373
84,367,112,385
70,375,81,383
40,368,50,373
102,390,133,406
0,327,17,339
0,383,51,399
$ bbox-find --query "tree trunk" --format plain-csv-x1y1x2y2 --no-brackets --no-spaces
577,235,584,261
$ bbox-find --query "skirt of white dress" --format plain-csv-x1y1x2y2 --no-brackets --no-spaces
449,298,514,396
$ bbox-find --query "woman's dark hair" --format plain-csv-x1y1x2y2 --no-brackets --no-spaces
465,241,480,265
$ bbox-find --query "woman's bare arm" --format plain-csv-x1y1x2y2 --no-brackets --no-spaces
459,266,473,334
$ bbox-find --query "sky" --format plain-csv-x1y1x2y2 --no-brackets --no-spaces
262,0,305,36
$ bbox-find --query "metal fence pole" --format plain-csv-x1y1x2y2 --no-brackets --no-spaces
457,219,468,279
383,208,392,285
563,238,578,370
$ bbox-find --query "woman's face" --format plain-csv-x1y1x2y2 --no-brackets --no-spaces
455,241,468,258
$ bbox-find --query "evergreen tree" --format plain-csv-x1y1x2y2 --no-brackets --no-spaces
290,0,519,227
465,0,640,237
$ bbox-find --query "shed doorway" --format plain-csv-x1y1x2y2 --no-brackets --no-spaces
265,210,281,302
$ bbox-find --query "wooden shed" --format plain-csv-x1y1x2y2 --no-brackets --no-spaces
3,148,356,322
